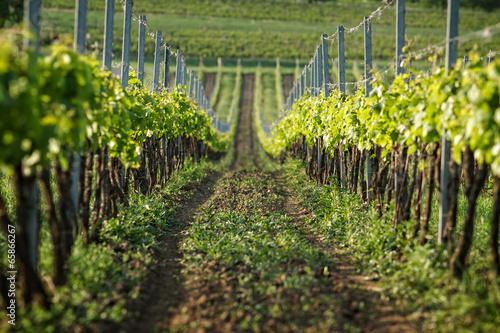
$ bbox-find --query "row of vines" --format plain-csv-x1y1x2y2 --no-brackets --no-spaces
0,39,228,309
268,54,500,279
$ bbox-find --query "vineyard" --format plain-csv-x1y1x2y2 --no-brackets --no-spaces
1,0,500,332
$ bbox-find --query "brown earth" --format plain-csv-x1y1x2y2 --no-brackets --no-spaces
202,72,217,101
89,170,221,333
231,74,260,170
109,171,222,333
169,72,176,88
282,74,294,101
111,68,422,333
150,169,422,332
285,191,422,333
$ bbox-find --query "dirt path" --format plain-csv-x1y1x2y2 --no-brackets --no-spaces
282,74,294,101
202,73,217,101
169,72,176,88
115,68,420,332
231,74,260,170
151,168,422,332
123,171,221,333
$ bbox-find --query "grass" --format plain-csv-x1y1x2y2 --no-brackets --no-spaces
38,4,500,62
0,174,15,218
35,1,497,99
261,73,280,124
253,66,275,156
175,171,340,331
281,158,500,332
122,56,415,103
214,72,236,122
210,64,223,107
0,160,215,332
42,0,500,30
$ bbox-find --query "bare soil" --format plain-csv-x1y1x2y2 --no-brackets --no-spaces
282,74,294,101
231,74,260,170
202,73,217,101
154,168,422,332
169,72,176,88
122,171,221,333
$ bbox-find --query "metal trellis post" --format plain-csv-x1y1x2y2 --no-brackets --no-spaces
189,70,195,98
438,0,459,245
396,0,406,75
322,34,330,97
305,65,309,92
137,15,146,84
103,0,114,70
164,44,171,89
364,16,373,201
24,0,42,52
175,50,182,87
153,31,162,93
121,0,133,88
338,26,345,94
74,0,87,54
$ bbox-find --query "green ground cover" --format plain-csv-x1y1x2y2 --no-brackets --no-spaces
175,170,341,331
42,0,499,30
214,72,236,122
282,159,500,332
0,160,215,332
261,73,280,124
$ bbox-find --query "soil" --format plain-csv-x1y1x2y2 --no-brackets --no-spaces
284,192,421,333
124,171,222,333
282,74,294,101
169,72,176,88
112,68,422,333
202,73,217,101
231,74,260,170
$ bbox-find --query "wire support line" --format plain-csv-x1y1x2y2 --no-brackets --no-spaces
318,23,500,94
104,3,220,129
400,22,500,63
117,1,180,54
112,61,136,71
325,0,395,42
301,41,498,98
116,0,168,43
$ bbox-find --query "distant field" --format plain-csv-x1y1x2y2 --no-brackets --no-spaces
40,1,500,62
43,0,499,30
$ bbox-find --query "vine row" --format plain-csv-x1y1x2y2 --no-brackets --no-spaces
0,41,228,308
267,54,500,279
